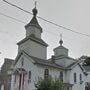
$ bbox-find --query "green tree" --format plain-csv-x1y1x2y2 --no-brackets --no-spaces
83,57,90,66
35,77,68,90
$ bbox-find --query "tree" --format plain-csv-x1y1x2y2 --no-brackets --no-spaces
83,57,90,66
35,77,68,90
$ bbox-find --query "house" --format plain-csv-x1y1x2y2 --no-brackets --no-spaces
0,58,14,90
10,6,88,90
83,66,90,90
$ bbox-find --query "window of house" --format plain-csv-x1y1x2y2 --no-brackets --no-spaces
74,73,77,83
44,69,49,77
60,71,63,82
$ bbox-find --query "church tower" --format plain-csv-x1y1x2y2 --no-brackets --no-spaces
53,34,68,57
17,5,48,59
53,34,75,67
25,5,42,38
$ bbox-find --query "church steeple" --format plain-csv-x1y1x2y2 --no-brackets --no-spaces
25,2,42,38
53,34,68,57
17,3,48,59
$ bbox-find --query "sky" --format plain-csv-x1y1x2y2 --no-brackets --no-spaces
0,0,90,67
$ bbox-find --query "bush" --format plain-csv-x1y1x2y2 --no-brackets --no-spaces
35,76,67,90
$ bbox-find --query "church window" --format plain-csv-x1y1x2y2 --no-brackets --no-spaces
22,74,25,85
74,73,77,83
80,74,82,81
80,74,83,84
28,71,31,83
60,71,63,82
44,69,49,77
28,71,31,79
14,75,16,83
21,58,24,67
19,74,22,90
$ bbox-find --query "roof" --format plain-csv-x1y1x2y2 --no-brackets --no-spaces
14,51,65,70
55,55,76,61
67,59,84,70
25,16,42,32
28,55,65,70
66,60,88,75
14,50,88,75
83,66,90,72
53,45,68,51
17,34,48,47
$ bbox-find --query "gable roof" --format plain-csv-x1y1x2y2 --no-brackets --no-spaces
17,34,48,47
66,60,87,75
14,51,65,70
14,50,87,75
55,55,76,62
66,59,82,70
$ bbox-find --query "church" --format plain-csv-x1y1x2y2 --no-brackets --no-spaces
10,5,89,90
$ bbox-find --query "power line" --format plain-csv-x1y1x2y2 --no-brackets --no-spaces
0,12,59,37
0,12,26,24
2,0,90,37
3,0,32,15
0,11,85,47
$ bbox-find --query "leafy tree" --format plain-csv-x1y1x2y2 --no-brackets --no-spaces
79,55,88,60
35,76,68,90
83,57,90,66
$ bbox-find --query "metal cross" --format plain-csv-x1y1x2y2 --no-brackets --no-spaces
35,1,37,8
60,34,62,40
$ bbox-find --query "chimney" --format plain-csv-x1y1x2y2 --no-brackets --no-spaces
51,56,55,63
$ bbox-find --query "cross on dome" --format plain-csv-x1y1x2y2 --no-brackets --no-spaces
59,34,63,46
32,1,38,16
35,1,37,8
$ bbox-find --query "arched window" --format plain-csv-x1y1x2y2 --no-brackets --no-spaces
44,69,49,77
14,75,16,83
60,71,63,82
80,74,83,84
74,73,76,83
21,57,24,67
29,71,31,80
28,71,31,83
80,74,82,81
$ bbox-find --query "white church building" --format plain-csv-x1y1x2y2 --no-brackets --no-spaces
10,6,89,90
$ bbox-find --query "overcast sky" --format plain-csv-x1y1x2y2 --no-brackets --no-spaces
0,0,90,67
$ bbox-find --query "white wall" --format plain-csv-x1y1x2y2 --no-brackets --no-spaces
11,53,86,90
11,54,37,90
18,39,47,59
26,26,42,39
54,47,68,57
85,72,90,83
11,54,63,90
68,65,85,90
